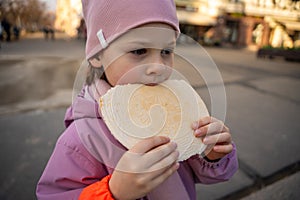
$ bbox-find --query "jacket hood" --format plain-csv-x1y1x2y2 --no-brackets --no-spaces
64,80,112,127
64,87,98,128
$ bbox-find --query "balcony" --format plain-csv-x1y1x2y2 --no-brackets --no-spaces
244,4,300,21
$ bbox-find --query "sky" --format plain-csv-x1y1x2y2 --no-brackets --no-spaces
40,0,57,11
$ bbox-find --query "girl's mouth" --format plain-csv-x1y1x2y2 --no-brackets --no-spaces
145,83,158,86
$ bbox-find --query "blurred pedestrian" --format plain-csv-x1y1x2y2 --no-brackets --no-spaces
0,23,2,49
0,24,3,41
0,24,2,49
1,18,11,42
43,25,55,40
13,25,20,40
77,18,86,40
36,0,238,199
48,27,55,40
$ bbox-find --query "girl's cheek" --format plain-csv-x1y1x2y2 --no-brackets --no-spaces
109,67,138,85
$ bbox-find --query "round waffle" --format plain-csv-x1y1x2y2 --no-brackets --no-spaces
100,80,209,161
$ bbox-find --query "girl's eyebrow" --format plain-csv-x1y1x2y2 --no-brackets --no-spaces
166,41,176,47
126,40,176,47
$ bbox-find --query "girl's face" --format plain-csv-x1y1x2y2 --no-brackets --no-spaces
94,23,177,86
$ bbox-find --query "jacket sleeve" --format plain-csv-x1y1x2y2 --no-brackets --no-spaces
36,127,110,200
187,143,238,184
79,175,115,200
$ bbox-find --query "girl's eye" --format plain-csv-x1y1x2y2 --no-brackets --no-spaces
130,48,147,55
161,49,173,55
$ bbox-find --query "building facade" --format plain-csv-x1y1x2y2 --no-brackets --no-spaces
54,0,300,47
55,0,82,37
176,0,300,48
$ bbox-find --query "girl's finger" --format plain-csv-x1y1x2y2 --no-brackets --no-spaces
130,136,170,154
134,160,179,186
203,132,231,145
145,141,178,166
198,121,225,136
223,124,230,133
148,150,179,172
191,116,212,129
148,162,180,188
213,143,233,154
198,116,222,127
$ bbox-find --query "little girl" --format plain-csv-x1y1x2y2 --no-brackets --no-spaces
36,0,238,199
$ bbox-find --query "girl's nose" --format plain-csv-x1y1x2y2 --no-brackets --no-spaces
146,53,166,75
146,63,166,76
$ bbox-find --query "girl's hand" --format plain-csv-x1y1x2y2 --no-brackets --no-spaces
109,136,179,200
192,116,233,161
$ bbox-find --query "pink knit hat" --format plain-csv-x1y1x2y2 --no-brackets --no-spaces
82,0,180,60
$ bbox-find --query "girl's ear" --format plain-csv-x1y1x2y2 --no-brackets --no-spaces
89,57,102,68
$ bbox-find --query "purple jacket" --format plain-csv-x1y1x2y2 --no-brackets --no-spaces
36,85,238,200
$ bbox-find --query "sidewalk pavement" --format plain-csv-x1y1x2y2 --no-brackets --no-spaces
0,32,299,200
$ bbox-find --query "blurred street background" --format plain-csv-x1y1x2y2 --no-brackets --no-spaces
0,0,300,200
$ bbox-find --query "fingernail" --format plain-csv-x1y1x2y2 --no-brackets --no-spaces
171,141,177,148
192,121,198,129
203,138,209,144
195,129,202,135
164,136,170,141
172,162,180,170
175,151,180,160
